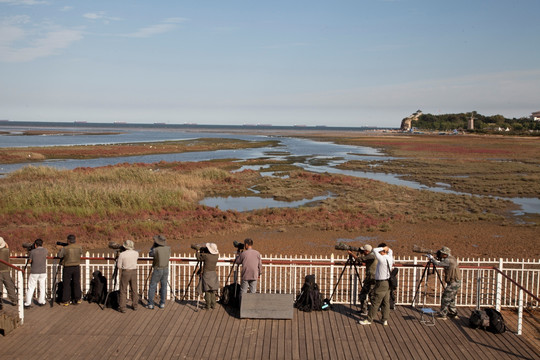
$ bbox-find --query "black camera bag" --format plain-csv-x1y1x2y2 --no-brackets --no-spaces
485,308,506,334
469,309,490,329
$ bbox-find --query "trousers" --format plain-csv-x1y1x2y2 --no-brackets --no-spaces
25,273,47,306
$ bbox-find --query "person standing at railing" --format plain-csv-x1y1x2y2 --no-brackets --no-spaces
59,234,83,306
147,234,171,310
0,237,18,306
427,246,460,320
348,244,377,316
117,240,139,313
359,243,394,326
234,238,262,301
24,238,48,307
196,243,220,310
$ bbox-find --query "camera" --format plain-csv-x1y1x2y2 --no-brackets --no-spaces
56,241,69,247
412,245,442,260
191,243,209,253
334,242,361,252
108,241,126,252
233,240,245,251
22,242,36,251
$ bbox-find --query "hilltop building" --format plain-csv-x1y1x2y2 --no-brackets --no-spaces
400,110,422,131
531,111,540,121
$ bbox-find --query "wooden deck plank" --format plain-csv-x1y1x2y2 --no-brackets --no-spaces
1,304,538,360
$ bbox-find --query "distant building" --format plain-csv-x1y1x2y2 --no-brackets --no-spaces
468,113,474,130
531,111,540,121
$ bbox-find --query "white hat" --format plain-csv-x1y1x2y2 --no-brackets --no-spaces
123,240,135,250
360,244,372,252
206,243,219,255
0,237,5,249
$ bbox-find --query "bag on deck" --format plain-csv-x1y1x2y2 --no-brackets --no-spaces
485,308,506,334
105,290,120,310
85,270,107,304
469,309,490,329
294,275,323,312
220,283,240,307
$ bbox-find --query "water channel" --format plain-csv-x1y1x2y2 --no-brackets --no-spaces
1,126,539,214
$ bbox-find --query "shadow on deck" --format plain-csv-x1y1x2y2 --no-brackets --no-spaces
1,300,538,360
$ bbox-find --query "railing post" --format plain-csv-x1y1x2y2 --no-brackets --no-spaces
85,252,90,294
517,288,523,336
329,253,334,302
412,257,418,303
496,258,503,311
17,270,24,325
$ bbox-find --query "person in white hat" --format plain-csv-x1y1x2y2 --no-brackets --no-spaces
348,244,377,315
117,239,139,313
0,237,18,305
196,243,220,310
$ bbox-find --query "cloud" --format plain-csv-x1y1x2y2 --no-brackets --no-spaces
83,11,122,23
60,6,73,12
0,0,48,5
0,16,83,62
122,17,187,38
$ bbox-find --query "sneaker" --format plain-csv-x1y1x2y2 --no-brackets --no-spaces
24,304,32,308
62,302,70,307
118,308,126,313
159,303,165,309
38,302,46,307
382,320,388,326
76,299,82,304
146,304,154,310
359,320,372,325
436,314,447,320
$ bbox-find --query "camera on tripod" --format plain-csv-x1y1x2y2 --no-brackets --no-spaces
191,243,209,253
108,241,126,252
334,242,361,252
232,240,245,251
22,242,36,251
412,245,442,260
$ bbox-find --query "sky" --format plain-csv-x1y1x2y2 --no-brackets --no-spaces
1,0,539,128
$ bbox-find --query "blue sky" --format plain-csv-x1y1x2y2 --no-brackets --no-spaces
1,0,539,127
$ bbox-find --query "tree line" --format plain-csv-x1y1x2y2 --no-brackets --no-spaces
413,112,540,134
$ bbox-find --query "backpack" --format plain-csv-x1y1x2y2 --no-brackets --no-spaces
220,283,240,307
105,290,120,310
469,309,490,329
85,271,107,304
485,308,506,334
294,275,323,312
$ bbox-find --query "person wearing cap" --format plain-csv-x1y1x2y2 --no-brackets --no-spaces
348,244,377,315
0,237,17,306
58,234,83,306
196,243,220,310
427,246,461,319
359,243,394,326
117,240,139,313
147,234,171,309
24,238,48,307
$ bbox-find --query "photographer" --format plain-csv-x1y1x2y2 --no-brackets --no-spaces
147,234,171,310
348,244,377,315
58,234,83,306
24,238,48,307
427,246,460,319
117,240,139,313
196,243,220,310
359,243,394,326
234,238,262,299
0,237,17,306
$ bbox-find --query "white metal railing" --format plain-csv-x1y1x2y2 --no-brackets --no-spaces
4,253,539,334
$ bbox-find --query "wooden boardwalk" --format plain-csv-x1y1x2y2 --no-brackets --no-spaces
1,301,538,360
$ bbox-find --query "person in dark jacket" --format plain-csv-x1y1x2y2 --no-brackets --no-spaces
196,243,220,310
0,237,17,306
147,234,171,309
58,234,82,306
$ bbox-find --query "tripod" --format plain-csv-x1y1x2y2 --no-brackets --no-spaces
103,257,119,310
50,258,62,307
326,255,362,306
411,257,446,308
182,258,202,302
